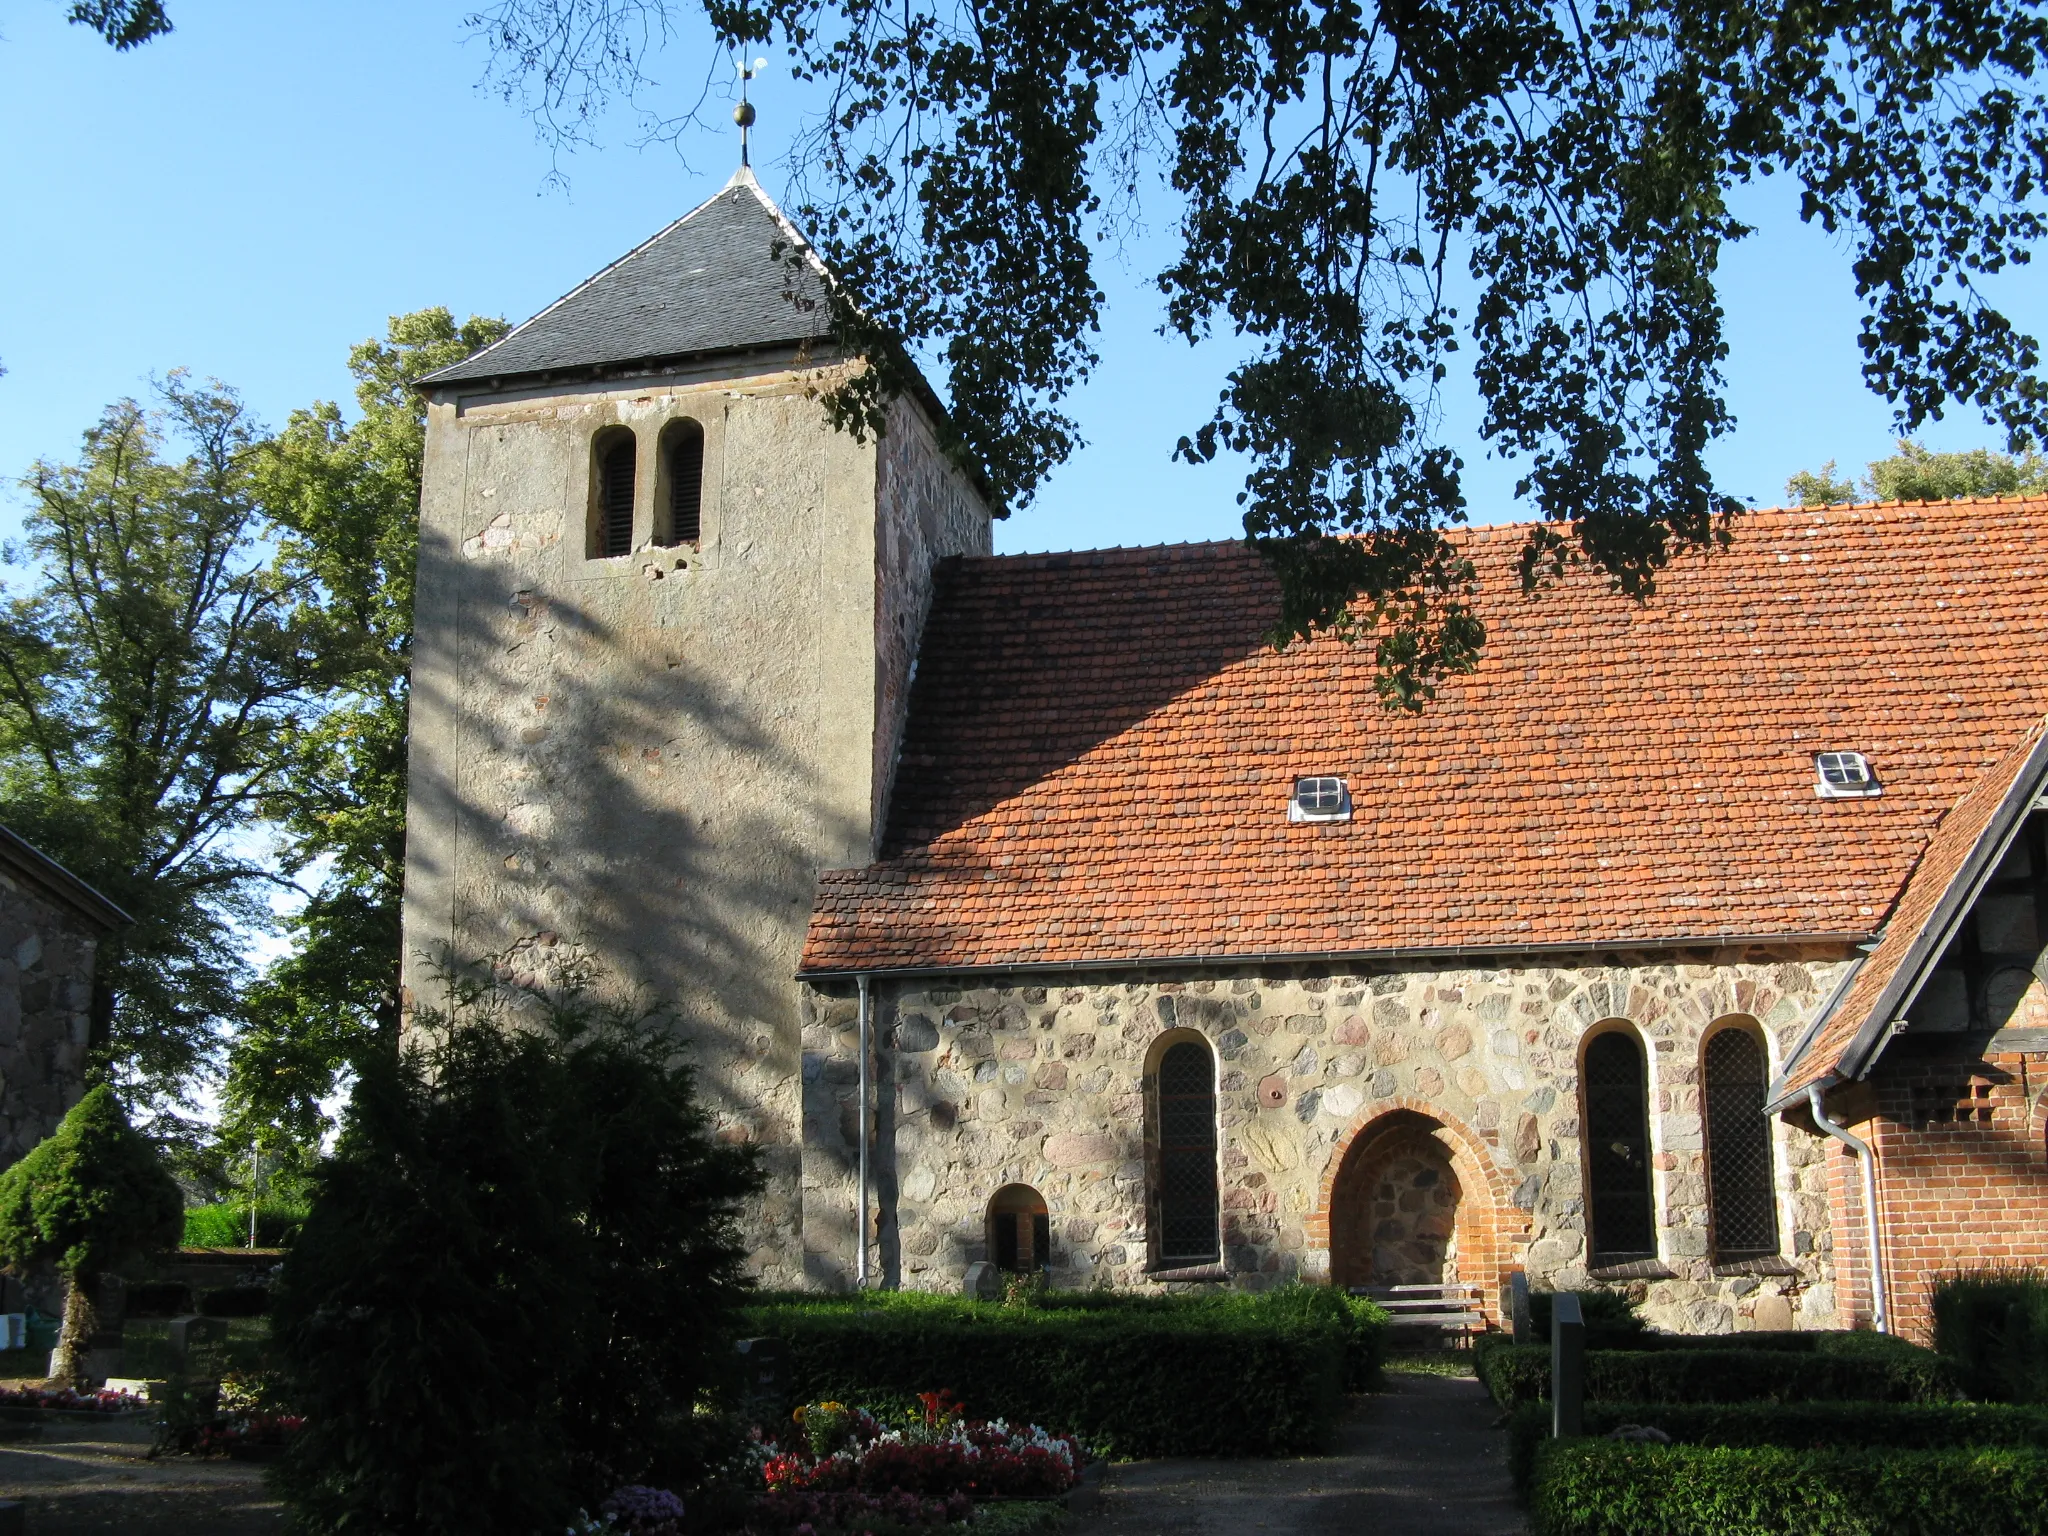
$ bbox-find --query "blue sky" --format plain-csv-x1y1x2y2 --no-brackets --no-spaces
3,0,2042,558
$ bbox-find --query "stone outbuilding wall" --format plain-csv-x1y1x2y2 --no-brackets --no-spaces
801,945,1852,1330
0,827,127,1170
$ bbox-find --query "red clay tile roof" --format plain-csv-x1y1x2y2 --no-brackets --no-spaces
802,498,2048,975
1771,717,2048,1106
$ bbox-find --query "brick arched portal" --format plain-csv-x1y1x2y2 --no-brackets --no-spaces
1309,1098,1529,1327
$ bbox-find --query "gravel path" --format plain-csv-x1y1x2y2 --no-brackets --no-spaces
0,1418,285,1536
1069,1372,1524,1536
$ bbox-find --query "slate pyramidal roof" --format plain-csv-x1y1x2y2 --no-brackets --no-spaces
803,499,2048,1073
424,168,830,389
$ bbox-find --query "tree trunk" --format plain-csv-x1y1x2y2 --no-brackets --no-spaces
49,1270,99,1384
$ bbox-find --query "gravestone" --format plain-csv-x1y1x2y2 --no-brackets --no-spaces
733,1336,788,1425
962,1261,1000,1301
1551,1292,1584,1439
169,1315,231,1384
1509,1270,1531,1343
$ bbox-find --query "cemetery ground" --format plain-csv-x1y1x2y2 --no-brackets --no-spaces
0,1351,1517,1536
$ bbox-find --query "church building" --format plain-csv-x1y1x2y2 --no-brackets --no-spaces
402,167,2048,1340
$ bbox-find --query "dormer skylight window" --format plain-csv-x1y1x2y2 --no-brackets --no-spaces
1290,776,1352,823
1814,751,1881,799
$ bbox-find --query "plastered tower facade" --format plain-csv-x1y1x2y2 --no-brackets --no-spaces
400,175,992,1286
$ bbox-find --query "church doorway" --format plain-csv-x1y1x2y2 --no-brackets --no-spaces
1328,1111,1467,1289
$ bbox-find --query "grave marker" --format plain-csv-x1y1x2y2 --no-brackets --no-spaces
1551,1292,1584,1439
169,1315,231,1383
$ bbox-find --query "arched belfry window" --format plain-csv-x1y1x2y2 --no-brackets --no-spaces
1702,1023,1780,1260
592,431,637,558
1582,1027,1656,1266
661,419,704,546
1154,1039,1220,1267
987,1184,1049,1273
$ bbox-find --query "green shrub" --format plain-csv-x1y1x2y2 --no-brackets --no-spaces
1505,1400,2048,1495
740,1284,1375,1458
1527,1290,1645,1347
1932,1267,2048,1403
0,1085,184,1381
1529,1441,2048,1536
1476,1334,1956,1410
181,1201,306,1249
270,984,762,1536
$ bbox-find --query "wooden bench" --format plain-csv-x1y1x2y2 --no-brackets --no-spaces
1353,1282,1485,1342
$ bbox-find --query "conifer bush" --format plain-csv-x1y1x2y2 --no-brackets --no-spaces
0,1084,183,1380
270,978,761,1536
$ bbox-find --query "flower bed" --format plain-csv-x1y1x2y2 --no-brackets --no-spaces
0,1385,149,1416
744,1392,1081,1533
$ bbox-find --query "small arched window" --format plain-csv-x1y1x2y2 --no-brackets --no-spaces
1155,1039,1220,1266
661,419,705,546
1702,1024,1780,1259
590,431,638,558
1582,1028,1656,1266
987,1184,1049,1273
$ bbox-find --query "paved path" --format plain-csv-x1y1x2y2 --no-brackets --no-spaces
1070,1373,1524,1536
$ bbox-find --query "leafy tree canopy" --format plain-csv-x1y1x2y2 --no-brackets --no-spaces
472,0,2048,703
66,0,171,50
223,309,507,1156
1789,440,2048,507
0,377,326,1111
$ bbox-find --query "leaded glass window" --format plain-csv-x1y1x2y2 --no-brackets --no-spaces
1156,1041,1219,1264
1583,1029,1656,1265
1703,1027,1779,1259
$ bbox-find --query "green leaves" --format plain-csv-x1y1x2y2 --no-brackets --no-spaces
0,1085,183,1278
478,0,2048,702
3,376,322,1107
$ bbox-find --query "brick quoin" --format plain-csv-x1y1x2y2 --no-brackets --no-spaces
1310,1097,1530,1327
1841,1051,2048,1343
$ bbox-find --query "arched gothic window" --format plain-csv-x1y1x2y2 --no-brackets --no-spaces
1702,1024,1780,1259
1155,1040,1219,1267
593,431,637,557
661,419,705,546
1582,1028,1656,1265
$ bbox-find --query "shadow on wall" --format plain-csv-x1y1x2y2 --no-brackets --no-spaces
406,519,868,1195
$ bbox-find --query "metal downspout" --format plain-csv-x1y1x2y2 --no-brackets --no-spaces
856,975,871,1290
1808,1082,1888,1334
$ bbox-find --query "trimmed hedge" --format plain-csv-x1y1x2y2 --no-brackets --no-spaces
1527,1291,1644,1348
1476,1333,1957,1410
1932,1268,2048,1403
1505,1400,2048,1495
1529,1442,2048,1536
738,1285,1387,1458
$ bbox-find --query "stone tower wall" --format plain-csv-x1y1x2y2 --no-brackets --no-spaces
402,352,990,1286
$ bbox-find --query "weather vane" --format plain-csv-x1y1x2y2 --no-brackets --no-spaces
735,56,767,168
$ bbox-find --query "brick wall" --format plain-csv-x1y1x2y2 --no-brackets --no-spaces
1846,1049,2048,1342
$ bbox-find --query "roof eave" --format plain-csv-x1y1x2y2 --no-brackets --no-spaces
1769,725,2048,1108
0,826,132,934
796,928,1872,983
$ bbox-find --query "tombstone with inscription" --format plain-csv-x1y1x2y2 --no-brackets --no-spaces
733,1336,788,1426
168,1314,231,1385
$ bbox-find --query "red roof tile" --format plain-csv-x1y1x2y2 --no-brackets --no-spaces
1772,718,2048,1105
802,499,2048,974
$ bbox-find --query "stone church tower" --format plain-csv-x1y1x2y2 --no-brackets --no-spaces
401,169,992,1285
